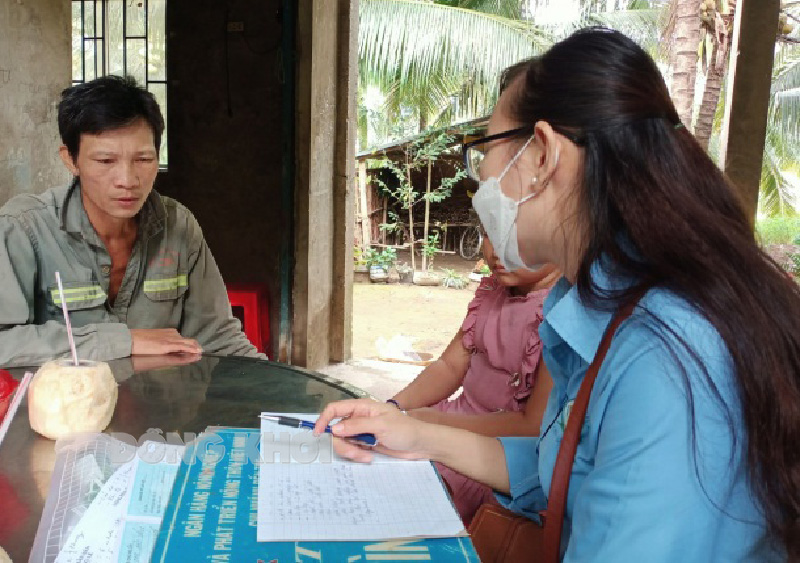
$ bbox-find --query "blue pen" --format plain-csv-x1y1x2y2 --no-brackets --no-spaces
259,414,378,447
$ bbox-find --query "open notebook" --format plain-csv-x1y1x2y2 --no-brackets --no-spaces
257,412,466,542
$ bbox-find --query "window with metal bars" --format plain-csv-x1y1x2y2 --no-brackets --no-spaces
71,0,168,167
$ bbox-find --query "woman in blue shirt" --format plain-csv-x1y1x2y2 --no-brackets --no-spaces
316,28,800,561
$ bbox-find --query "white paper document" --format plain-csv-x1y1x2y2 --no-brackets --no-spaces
257,412,466,542
33,435,184,563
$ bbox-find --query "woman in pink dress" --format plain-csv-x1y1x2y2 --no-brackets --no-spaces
389,234,559,525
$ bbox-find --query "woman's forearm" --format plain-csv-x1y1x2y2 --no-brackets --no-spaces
410,408,536,437
418,423,510,494
392,359,464,410
392,331,471,410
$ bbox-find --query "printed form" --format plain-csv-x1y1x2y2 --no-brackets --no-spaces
45,439,184,563
257,413,466,542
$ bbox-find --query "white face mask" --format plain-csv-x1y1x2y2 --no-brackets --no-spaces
471,135,543,272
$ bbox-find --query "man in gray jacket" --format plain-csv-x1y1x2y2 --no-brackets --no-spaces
0,76,264,367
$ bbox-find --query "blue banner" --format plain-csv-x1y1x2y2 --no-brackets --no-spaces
151,428,478,562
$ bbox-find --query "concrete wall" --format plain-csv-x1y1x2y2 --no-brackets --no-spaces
0,0,356,365
159,0,288,358
0,0,71,204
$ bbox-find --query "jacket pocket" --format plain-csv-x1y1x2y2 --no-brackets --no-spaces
143,273,189,301
47,280,107,310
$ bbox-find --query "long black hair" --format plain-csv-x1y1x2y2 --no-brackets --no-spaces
506,28,800,556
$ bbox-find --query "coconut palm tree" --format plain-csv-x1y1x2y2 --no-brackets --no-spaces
760,25,800,217
358,0,671,151
693,0,735,149
358,0,550,150
359,0,799,214
578,0,799,215
665,0,703,127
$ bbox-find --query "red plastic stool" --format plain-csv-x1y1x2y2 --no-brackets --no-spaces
226,284,271,357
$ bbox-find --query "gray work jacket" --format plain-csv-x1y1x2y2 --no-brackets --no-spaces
0,182,265,367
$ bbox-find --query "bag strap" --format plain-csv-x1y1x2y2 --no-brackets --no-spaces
541,297,641,562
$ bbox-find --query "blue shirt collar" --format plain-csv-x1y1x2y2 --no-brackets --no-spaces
540,259,634,365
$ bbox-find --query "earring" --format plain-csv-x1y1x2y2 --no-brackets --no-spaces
530,175,547,196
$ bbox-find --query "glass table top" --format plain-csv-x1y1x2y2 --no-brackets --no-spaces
0,355,368,561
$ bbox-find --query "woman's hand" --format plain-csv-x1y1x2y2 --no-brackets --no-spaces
316,399,512,493
314,399,433,463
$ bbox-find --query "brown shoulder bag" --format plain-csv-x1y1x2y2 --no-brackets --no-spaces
468,299,639,563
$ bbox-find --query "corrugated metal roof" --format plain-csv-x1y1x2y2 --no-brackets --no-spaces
356,115,489,160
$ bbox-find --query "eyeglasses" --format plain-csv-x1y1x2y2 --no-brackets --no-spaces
461,124,584,182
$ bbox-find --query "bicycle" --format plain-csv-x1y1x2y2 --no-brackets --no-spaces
459,212,483,260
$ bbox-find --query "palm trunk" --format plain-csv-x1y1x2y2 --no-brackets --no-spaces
695,2,736,150
671,0,703,129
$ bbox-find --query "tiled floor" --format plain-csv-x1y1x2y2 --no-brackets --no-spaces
324,276,475,401
318,359,425,401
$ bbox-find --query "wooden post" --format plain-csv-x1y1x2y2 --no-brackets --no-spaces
293,0,358,368
353,173,362,247
293,0,336,368
357,160,371,248
329,0,358,364
381,197,388,245
406,162,416,273
719,0,780,224
422,158,432,271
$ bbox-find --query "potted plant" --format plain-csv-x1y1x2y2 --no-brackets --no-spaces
353,246,371,283
421,232,441,271
469,260,491,282
367,247,397,282
441,268,469,289
396,262,413,284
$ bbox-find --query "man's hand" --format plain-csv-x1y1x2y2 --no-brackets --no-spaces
130,352,202,373
130,329,203,356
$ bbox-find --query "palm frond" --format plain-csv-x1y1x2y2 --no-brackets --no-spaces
772,44,800,94
578,0,617,20
383,71,460,120
435,0,524,20
770,92,800,166
360,0,549,89
588,8,665,56
526,1,666,56
760,115,800,216
358,0,552,150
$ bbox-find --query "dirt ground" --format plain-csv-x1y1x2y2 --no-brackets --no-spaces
352,244,798,362
766,244,799,273
341,245,798,399
392,248,480,278
352,278,477,361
